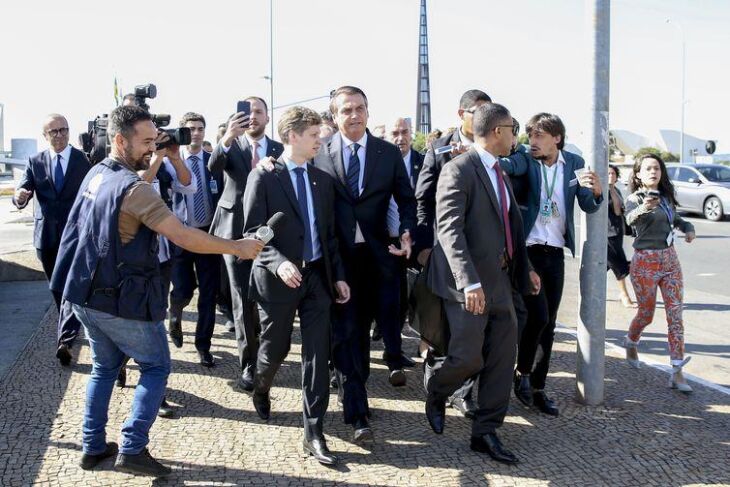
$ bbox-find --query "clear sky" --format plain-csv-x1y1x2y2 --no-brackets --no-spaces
1,0,728,154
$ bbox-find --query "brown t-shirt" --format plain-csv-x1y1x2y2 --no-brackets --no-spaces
119,181,173,245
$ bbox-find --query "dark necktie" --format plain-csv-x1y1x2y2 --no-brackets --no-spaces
189,155,207,224
54,154,64,193
346,143,360,198
293,167,314,262
493,160,513,259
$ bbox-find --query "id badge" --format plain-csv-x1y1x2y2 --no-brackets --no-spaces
209,179,219,195
666,230,674,247
551,201,560,218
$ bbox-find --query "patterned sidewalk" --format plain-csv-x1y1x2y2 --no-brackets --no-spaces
0,304,728,486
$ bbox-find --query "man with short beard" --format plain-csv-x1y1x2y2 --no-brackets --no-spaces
209,97,284,391
50,106,263,477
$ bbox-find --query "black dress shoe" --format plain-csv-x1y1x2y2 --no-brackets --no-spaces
252,391,271,420
56,344,72,366
198,351,215,368
532,391,559,416
329,370,338,390
371,326,382,342
352,417,373,443
237,364,255,391
168,320,183,349
157,399,174,418
425,393,446,434
303,438,338,466
80,442,118,470
116,367,127,388
389,369,407,387
225,320,235,333
448,396,477,420
513,372,533,407
114,448,171,477
470,433,519,465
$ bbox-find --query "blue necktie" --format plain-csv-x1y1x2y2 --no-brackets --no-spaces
189,155,207,224
293,167,314,262
54,155,64,193
346,143,360,198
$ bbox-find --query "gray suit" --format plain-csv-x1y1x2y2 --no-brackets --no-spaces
425,147,529,437
208,136,283,371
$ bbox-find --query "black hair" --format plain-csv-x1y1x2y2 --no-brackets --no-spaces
459,89,492,110
526,113,566,150
108,105,153,140
630,154,678,206
472,103,511,138
329,86,368,114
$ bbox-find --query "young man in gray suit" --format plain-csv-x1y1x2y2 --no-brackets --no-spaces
424,103,534,465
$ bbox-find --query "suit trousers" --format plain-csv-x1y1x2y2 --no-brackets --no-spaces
222,254,259,370
333,244,400,424
39,247,82,348
517,245,565,390
426,270,517,436
170,243,220,353
255,263,331,441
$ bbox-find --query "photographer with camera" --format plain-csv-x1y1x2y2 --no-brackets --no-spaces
50,105,264,477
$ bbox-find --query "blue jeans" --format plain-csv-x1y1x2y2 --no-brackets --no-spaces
73,304,171,455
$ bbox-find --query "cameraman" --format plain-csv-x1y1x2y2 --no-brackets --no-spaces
50,106,263,477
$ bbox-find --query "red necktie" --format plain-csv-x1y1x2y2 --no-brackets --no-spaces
493,160,513,259
251,141,260,168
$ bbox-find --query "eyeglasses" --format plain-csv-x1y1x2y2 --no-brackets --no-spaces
497,124,519,137
46,127,69,137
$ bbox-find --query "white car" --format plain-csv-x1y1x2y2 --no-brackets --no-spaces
667,163,730,221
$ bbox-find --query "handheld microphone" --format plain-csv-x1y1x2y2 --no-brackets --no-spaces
255,212,285,244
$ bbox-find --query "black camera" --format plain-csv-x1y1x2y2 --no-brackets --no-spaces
157,127,192,150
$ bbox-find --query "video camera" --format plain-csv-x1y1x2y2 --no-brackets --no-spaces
80,83,191,164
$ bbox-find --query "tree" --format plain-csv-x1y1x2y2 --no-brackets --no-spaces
634,146,679,162
412,132,427,154
518,133,529,146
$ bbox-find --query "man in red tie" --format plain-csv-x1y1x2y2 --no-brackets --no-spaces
423,103,534,465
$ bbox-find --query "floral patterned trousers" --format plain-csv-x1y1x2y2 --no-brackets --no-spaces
628,247,685,361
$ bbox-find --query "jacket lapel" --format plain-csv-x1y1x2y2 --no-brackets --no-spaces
562,151,575,202
530,158,542,203
308,167,326,243
42,151,58,195
470,149,501,218
265,136,281,158
274,158,304,223
236,137,253,173
328,134,348,191
361,133,378,196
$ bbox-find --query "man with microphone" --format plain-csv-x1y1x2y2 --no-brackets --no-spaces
243,106,349,466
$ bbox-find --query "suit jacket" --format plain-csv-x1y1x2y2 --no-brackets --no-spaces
311,131,416,279
407,148,424,189
170,151,223,226
501,147,603,256
243,158,345,303
208,136,283,239
414,130,462,253
13,147,91,250
426,148,531,303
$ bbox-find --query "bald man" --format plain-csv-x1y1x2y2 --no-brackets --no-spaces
13,114,91,365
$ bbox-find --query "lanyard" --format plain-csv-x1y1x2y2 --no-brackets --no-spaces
541,162,559,200
659,197,674,225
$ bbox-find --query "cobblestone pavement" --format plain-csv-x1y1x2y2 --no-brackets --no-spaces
0,304,728,487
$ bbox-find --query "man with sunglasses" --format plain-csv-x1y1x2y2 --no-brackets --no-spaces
13,114,90,366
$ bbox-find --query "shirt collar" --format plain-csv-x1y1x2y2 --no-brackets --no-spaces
402,149,412,167
182,147,204,160
246,134,267,150
284,158,308,173
542,151,566,168
473,144,498,169
340,132,368,151
49,144,72,161
458,128,474,147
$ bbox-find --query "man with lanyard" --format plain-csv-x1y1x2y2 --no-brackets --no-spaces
50,106,263,476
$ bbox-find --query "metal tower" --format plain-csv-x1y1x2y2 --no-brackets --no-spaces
416,0,432,134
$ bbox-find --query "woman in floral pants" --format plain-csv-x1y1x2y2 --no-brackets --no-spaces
624,154,695,393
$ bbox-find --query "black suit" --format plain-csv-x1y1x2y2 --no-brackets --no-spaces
243,158,344,441
14,146,90,346
312,131,416,424
425,148,529,437
209,136,283,372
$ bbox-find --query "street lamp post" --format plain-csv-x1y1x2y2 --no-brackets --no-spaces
667,18,686,164
269,0,275,138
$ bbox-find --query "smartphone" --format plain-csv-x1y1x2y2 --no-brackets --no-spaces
236,100,251,116
647,190,661,199
435,145,454,155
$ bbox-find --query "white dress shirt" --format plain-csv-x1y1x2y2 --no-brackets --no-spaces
526,151,567,248
220,134,267,159
463,145,511,293
49,144,72,183
387,150,413,237
340,132,368,243
164,149,213,228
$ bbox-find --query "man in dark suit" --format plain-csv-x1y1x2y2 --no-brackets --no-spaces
165,112,224,367
13,113,90,365
424,103,534,465
209,97,284,388
413,89,491,417
312,86,416,441
501,113,603,416
243,106,350,466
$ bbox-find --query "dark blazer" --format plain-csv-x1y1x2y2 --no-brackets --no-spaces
501,147,603,256
426,148,531,303
407,148,424,189
414,130,462,252
243,158,345,303
312,131,416,279
13,147,91,250
208,136,283,239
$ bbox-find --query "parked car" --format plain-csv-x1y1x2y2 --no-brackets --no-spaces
667,163,730,221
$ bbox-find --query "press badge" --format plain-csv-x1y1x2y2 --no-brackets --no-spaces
539,199,552,223
666,230,674,247
209,179,219,195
